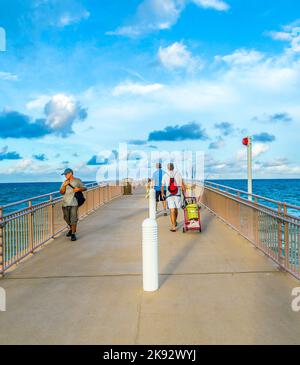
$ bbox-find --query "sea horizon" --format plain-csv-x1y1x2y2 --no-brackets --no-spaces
0,177,299,184
1,179,299,218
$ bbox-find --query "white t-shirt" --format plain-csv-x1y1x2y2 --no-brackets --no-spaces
162,170,183,197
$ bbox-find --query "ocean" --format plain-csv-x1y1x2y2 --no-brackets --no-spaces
0,179,299,216
210,179,300,217
0,182,92,215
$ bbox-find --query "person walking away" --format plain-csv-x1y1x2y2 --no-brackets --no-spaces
161,163,186,232
60,168,87,241
152,163,167,216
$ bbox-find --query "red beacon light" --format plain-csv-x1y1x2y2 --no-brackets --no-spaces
242,137,249,146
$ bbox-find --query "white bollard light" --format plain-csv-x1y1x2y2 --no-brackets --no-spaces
142,218,159,292
149,188,156,219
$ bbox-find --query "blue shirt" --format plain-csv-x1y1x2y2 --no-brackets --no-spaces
152,169,166,192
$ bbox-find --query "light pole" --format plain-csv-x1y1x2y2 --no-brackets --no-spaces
243,136,253,201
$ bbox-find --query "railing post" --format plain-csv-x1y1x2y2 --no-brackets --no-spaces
100,186,103,203
49,194,54,238
86,189,89,213
28,200,34,253
283,203,289,270
277,203,284,265
0,207,4,277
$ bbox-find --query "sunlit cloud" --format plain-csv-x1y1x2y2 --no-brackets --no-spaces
107,0,229,36
112,82,164,96
158,42,203,71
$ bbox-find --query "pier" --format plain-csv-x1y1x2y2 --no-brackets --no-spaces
0,182,299,344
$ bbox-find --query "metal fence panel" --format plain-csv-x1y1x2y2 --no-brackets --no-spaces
0,184,123,275
198,183,300,281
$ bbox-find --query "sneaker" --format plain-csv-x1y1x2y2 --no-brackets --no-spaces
71,234,77,241
66,230,72,237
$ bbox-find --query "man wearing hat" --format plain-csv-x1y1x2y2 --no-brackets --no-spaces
60,168,87,241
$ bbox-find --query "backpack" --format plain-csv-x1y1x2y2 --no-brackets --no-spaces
168,173,179,196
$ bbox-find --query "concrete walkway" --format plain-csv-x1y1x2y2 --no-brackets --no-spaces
0,189,299,344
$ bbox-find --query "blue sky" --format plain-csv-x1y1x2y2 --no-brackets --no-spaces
0,0,300,181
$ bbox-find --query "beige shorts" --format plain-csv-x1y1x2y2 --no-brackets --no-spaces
62,206,79,225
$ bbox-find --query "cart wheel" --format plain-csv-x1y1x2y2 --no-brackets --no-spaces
199,227,202,233
183,228,186,233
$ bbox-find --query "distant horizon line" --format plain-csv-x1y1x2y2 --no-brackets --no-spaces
0,178,300,184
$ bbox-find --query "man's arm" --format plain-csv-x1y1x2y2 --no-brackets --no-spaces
161,176,166,198
181,179,186,193
73,180,87,193
60,180,69,195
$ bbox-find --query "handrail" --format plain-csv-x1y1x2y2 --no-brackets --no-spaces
203,184,300,227
204,181,300,215
197,181,300,281
0,181,99,210
0,182,124,275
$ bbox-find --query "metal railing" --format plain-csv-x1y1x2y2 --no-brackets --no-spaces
0,182,124,275
195,181,300,281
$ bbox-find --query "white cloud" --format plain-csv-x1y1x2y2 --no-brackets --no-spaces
205,155,300,178
112,82,164,96
255,159,300,175
236,143,269,161
263,164,300,175
192,0,229,11
44,94,87,135
0,71,18,81
58,10,90,27
252,143,270,158
215,49,265,66
218,49,300,95
32,0,90,28
267,31,293,42
2,158,53,175
107,0,183,36
107,0,229,36
158,42,202,71
266,22,300,53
